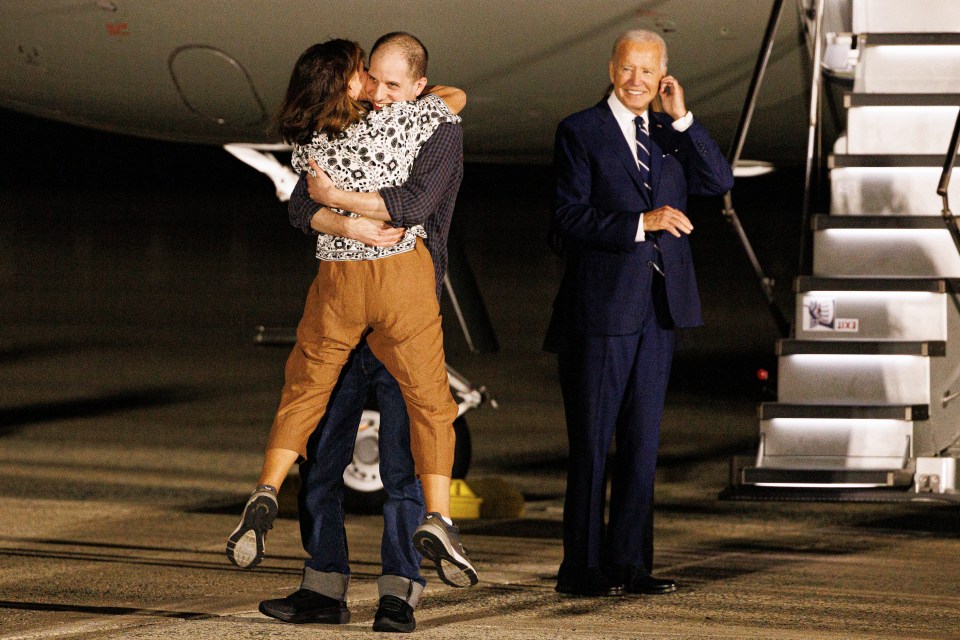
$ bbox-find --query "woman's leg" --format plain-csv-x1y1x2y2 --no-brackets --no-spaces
258,448,302,490
363,242,459,511
418,474,451,517
264,261,368,469
228,262,366,569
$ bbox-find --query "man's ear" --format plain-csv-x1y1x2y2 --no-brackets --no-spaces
414,76,428,97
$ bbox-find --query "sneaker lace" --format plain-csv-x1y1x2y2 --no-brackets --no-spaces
378,596,408,617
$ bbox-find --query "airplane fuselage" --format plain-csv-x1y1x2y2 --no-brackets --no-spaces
0,1,808,163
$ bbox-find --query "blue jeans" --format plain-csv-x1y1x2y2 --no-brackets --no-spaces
297,341,426,587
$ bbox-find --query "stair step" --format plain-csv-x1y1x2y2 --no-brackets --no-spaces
845,93,960,107
812,218,960,277
741,467,914,487
862,33,960,46
759,403,929,421
760,410,914,465
812,214,948,230
830,154,952,168
811,215,960,277
853,0,960,35
795,278,948,341
844,104,960,154
856,47,960,93
778,339,945,356
795,277,946,293
830,165,959,216
778,345,931,404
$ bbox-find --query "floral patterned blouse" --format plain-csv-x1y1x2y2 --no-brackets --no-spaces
292,94,460,261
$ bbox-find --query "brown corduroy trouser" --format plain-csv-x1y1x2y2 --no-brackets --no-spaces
266,239,459,477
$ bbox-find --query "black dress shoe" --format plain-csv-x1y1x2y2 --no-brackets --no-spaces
625,570,677,595
372,595,416,633
555,569,625,597
258,588,350,624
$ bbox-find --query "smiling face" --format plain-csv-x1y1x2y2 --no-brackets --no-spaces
608,39,665,116
364,45,427,109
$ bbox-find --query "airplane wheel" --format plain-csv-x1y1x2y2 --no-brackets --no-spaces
343,411,471,513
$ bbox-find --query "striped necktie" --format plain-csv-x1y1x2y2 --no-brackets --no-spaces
634,116,652,194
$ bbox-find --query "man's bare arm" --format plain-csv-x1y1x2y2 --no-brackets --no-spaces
309,206,404,247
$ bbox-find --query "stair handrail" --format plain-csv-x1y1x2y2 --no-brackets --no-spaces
797,0,827,277
937,110,960,426
721,0,791,337
938,107,960,222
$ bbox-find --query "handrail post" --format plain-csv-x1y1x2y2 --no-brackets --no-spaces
797,0,827,277
721,0,791,337
727,0,785,168
938,108,960,253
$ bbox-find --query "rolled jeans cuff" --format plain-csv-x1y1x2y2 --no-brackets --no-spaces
378,574,424,609
301,566,349,600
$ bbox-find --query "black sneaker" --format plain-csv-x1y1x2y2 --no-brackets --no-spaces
412,512,479,588
259,588,350,624
372,595,415,633
226,489,278,569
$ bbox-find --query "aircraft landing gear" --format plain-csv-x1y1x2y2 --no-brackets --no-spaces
343,411,472,513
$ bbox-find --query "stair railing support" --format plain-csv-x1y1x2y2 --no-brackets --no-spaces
721,0,791,337
797,0,827,277
938,107,960,253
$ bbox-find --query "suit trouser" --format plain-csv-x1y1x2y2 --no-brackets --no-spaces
557,283,675,578
267,239,459,477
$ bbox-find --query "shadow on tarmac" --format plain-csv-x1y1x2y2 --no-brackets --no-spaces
0,386,205,432
0,599,217,621
0,340,89,365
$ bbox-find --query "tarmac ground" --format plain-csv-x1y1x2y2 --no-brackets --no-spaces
1,110,959,639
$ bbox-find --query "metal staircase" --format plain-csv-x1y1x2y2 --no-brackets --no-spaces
734,0,960,500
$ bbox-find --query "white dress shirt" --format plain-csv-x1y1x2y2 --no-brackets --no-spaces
606,92,693,241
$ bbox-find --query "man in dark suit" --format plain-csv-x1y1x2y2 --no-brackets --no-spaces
548,29,734,597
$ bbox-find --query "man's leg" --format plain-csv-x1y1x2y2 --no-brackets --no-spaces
366,345,426,632
365,241,475,588
607,297,676,594
555,331,639,596
259,348,369,624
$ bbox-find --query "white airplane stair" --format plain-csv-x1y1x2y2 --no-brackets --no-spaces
732,0,960,500
812,215,960,277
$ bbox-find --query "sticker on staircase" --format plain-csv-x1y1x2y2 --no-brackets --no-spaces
802,297,859,333
835,318,859,332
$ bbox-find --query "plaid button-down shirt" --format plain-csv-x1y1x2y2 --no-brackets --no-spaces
287,122,464,301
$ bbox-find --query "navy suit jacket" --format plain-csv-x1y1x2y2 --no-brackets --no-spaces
548,100,734,339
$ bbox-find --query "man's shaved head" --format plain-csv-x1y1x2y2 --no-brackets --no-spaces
370,31,428,79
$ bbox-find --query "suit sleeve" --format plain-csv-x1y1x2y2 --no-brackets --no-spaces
678,118,735,197
553,120,642,253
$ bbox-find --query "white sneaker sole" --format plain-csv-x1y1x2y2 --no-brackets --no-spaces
413,524,478,588
226,495,276,569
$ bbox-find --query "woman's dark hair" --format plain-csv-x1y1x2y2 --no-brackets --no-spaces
277,39,367,145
